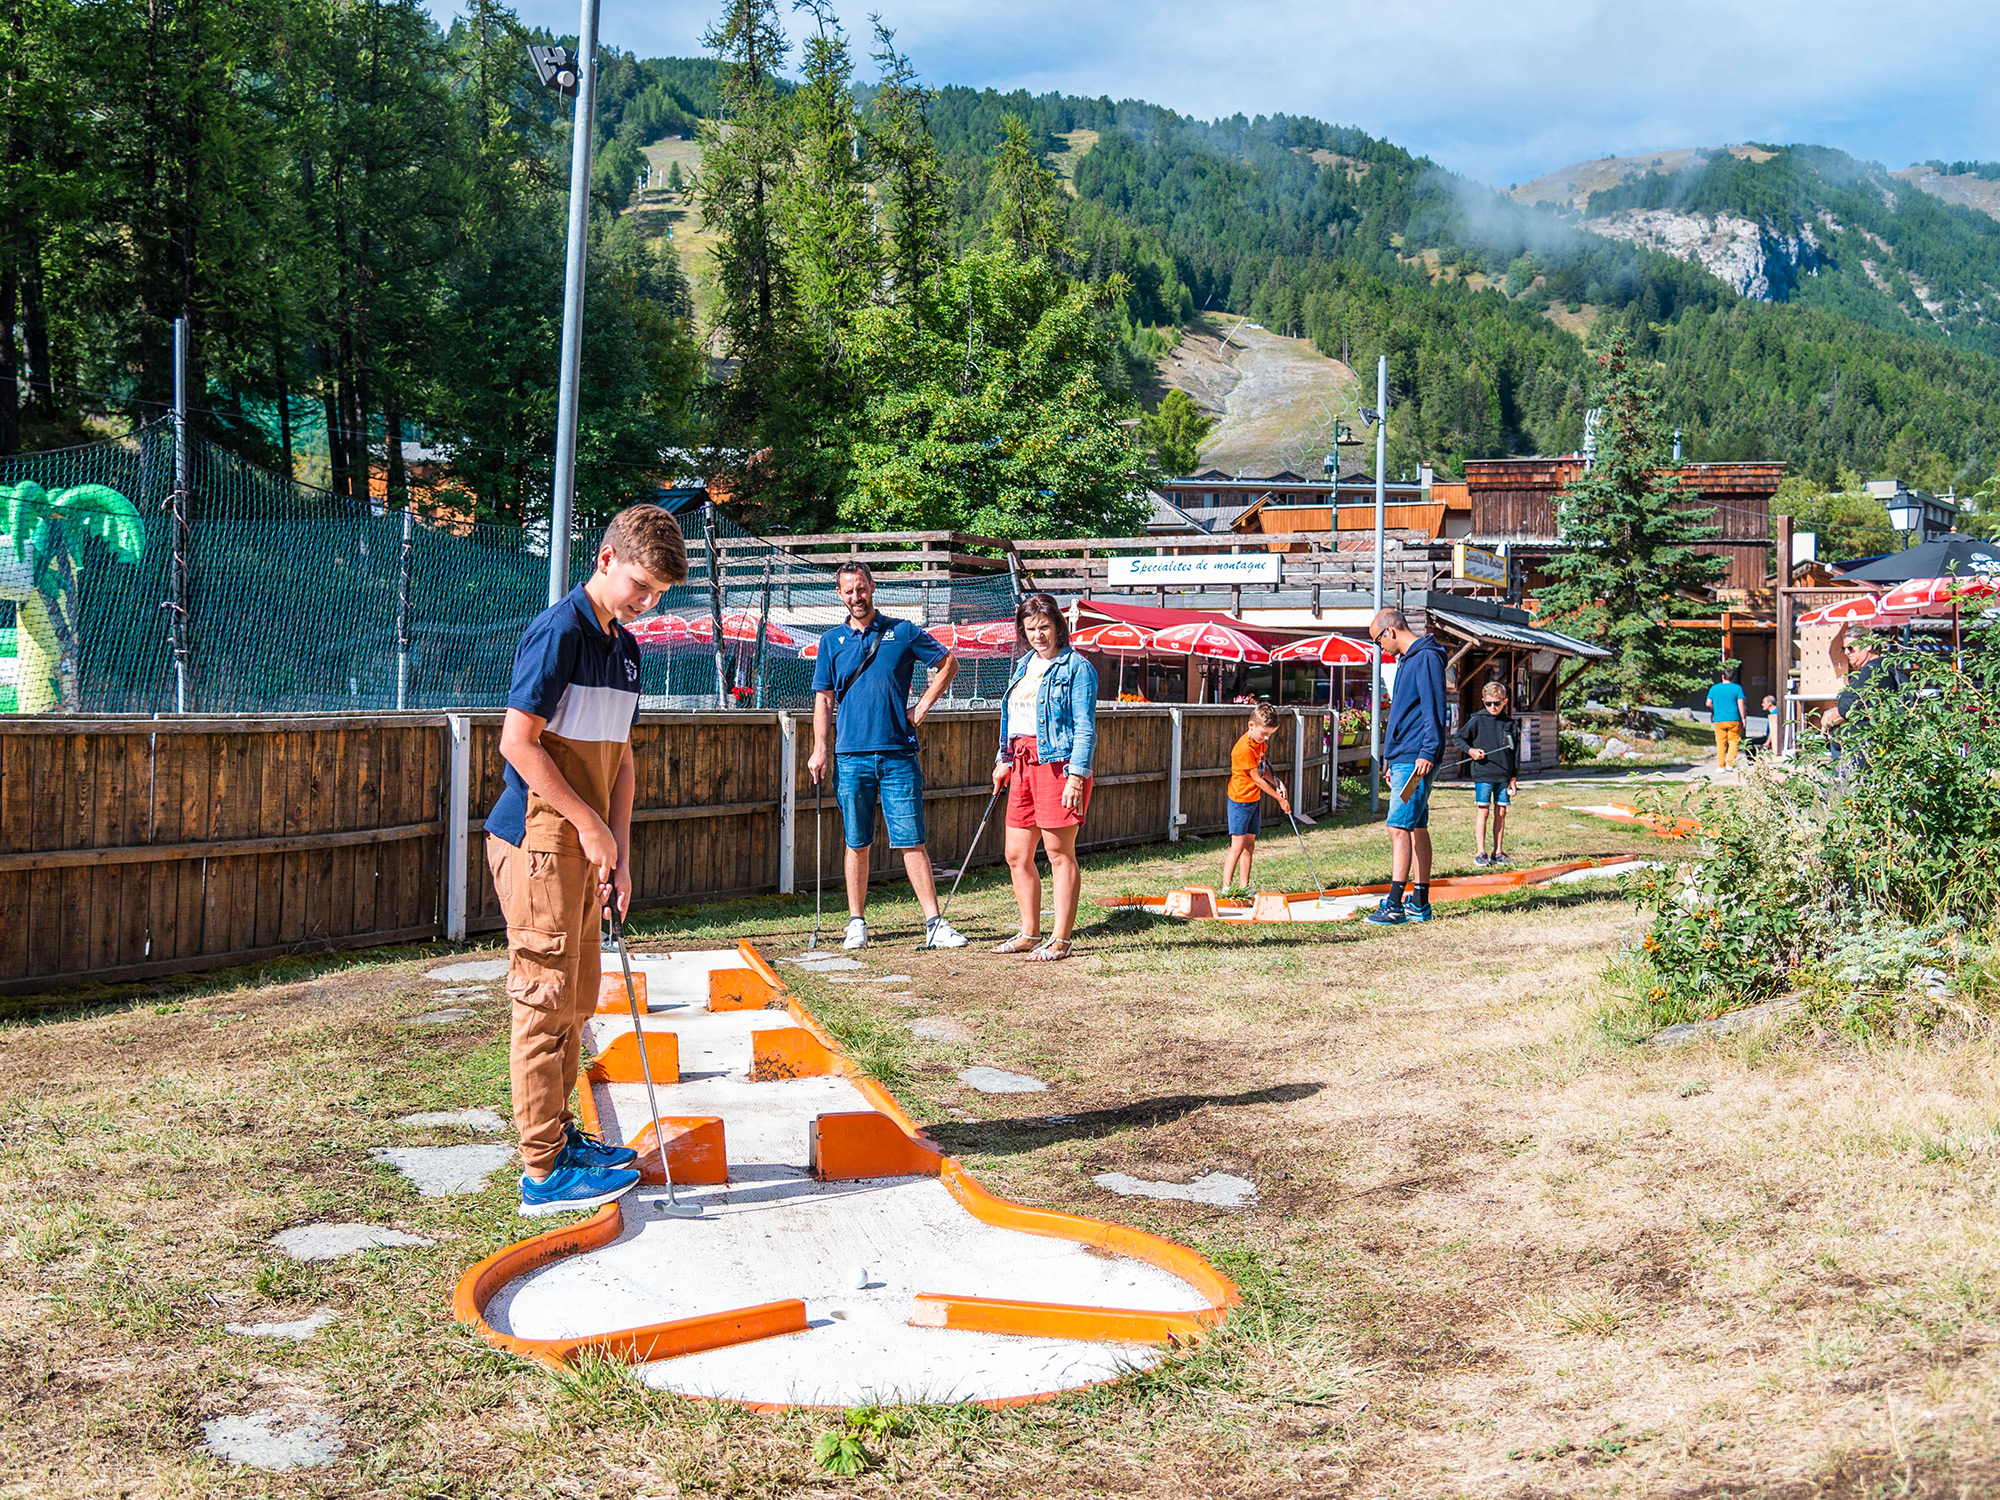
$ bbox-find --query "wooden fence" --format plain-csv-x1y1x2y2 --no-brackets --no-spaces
2,706,1358,991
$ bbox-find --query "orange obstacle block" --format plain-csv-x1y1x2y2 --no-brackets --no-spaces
1162,887,1218,919
708,964,782,1012
589,1029,681,1085
553,1299,810,1369
749,1026,841,1081
1249,891,1295,921
909,1293,1208,1347
810,1111,943,1180
596,971,648,1014
628,1116,728,1186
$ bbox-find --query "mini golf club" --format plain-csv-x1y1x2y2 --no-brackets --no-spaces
607,909,702,1218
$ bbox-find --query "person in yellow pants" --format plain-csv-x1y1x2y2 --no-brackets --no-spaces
1707,668,1747,772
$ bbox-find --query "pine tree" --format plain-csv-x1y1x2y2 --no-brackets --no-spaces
1537,335,1727,708
1142,389,1215,478
695,0,790,367
986,115,1068,265
780,2,876,363
665,159,684,197
869,21,950,303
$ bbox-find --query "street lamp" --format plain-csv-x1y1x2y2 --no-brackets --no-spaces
527,11,601,606
1887,501,1924,534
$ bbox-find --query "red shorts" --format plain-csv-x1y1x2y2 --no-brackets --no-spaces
1005,736,1092,830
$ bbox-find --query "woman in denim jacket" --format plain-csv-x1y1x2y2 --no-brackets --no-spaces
988,593,1099,961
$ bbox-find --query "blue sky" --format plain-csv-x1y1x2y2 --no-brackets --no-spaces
430,0,2000,185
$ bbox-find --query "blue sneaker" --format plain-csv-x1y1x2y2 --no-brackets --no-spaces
1364,898,1405,926
564,1122,638,1171
1403,897,1434,924
518,1163,640,1218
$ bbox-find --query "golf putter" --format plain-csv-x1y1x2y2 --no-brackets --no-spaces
1284,802,1329,894
918,783,1002,949
606,909,701,1218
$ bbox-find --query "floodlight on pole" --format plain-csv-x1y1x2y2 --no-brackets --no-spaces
1370,355,1386,816
534,7,600,605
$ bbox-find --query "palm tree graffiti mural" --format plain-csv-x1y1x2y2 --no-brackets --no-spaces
0,482,146,712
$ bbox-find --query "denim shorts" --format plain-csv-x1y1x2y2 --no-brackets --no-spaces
1384,762,1433,830
1473,781,1511,807
836,750,926,850
1227,797,1263,837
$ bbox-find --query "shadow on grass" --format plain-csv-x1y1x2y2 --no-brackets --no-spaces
926,1080,1325,1156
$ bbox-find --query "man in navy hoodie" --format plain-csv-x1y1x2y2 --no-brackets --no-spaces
1365,607,1446,924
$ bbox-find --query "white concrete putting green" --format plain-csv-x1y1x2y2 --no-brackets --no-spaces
426,959,509,982
958,1067,1047,1094
271,1223,434,1262
371,1144,517,1197
1093,1171,1258,1209
225,1310,339,1341
456,942,1234,1407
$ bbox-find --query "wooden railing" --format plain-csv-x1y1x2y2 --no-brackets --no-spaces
3,706,1357,991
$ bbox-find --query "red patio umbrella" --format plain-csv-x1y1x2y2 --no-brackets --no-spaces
685,610,811,652
1073,621,1156,654
1151,620,1272,663
1795,596,1887,628
626,613,699,648
928,622,1015,658
1152,620,1270,704
1073,620,1158,701
1878,575,1996,614
1267,632,1375,665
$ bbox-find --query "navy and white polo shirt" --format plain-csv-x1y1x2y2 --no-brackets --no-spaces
486,585,642,853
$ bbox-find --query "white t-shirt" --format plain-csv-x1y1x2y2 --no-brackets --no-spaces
1007,655,1054,739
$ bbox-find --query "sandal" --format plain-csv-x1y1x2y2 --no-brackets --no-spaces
1023,937,1073,962
991,933,1043,954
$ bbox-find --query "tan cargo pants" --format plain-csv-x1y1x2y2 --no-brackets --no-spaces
487,838,602,1177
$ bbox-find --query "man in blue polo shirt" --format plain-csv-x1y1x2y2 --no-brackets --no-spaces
806,561,967,949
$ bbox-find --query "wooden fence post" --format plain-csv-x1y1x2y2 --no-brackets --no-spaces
1168,707,1184,842
1291,709,1306,812
445,714,471,942
778,712,797,895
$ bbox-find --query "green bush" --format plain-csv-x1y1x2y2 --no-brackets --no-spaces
1629,637,2000,1035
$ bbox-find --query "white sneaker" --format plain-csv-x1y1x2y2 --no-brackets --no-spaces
843,917,869,950
923,915,968,949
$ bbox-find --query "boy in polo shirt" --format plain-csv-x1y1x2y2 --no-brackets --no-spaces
805,561,966,950
487,504,687,1217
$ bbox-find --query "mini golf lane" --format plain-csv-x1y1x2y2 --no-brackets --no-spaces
1097,855,1649,922
453,941,1234,1408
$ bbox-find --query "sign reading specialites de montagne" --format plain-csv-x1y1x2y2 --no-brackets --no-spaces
1107,556,1281,585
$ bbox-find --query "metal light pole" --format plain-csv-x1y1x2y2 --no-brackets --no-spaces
546,0,601,606
1369,354,1386,814
170,316,191,713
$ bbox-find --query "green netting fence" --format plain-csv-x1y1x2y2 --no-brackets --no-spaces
0,423,1022,715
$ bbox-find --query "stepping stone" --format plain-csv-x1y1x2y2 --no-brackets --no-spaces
369,1144,516,1197
268,1223,434,1263
397,1109,506,1133
432,986,491,998
407,1009,474,1025
225,1310,339,1342
909,1017,973,1044
1650,996,1803,1049
795,956,864,972
958,1066,1046,1094
869,974,912,985
1093,1170,1258,1209
201,1408,343,1471
425,959,508,982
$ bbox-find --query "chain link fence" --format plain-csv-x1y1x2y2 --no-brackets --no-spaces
1,423,1022,715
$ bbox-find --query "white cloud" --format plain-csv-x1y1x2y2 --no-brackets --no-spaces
431,0,2000,184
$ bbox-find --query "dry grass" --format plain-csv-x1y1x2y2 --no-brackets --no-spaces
4,791,1999,1495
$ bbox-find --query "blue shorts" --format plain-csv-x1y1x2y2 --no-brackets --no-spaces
836,751,926,850
1473,781,1511,807
1227,797,1263,837
1385,762,1433,830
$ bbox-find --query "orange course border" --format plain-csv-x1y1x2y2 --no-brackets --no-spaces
451,938,1238,1404
1097,855,1635,918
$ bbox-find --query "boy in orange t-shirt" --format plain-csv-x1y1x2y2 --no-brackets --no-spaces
1222,702,1290,891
